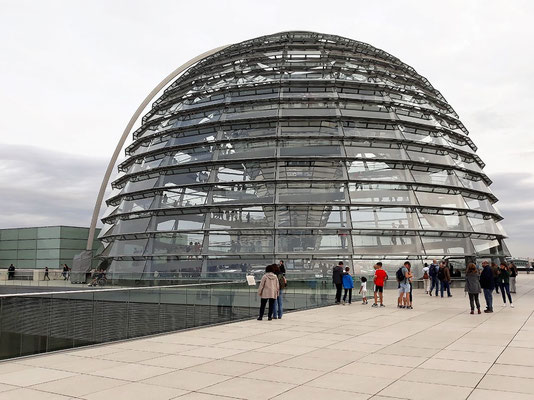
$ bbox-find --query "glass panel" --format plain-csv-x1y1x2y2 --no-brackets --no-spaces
165,145,215,166
277,206,349,228
407,150,455,166
37,227,61,239
278,183,346,203
469,216,505,235
211,184,275,205
279,161,345,180
108,239,148,256
149,233,204,255
214,163,276,183
347,161,412,182
277,232,351,253
344,127,401,140
117,197,155,214
221,124,277,140
207,233,273,254
410,168,460,186
345,145,409,161
415,192,467,208
209,207,274,229
352,234,424,255
472,238,505,255
417,211,472,231
123,177,159,193
349,183,415,204
421,237,475,255
159,188,208,208
279,139,343,157
154,214,205,231
217,141,276,160
351,207,421,229
465,198,497,214
114,218,151,235
456,172,491,193
160,169,210,186
279,120,340,136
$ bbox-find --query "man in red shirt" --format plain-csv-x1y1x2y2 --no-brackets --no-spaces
372,262,388,307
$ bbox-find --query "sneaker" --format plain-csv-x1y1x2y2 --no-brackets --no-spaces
429,292,432,296
268,317,273,321
272,316,278,319
511,304,515,308
407,306,413,309
502,304,507,307
484,309,493,313
372,303,378,308
380,304,385,307
470,310,474,315
257,317,262,320
478,309,481,314
448,295,453,298
342,300,346,305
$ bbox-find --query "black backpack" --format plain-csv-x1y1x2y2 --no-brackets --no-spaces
438,268,445,280
396,267,405,282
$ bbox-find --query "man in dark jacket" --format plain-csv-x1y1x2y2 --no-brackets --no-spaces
480,261,495,313
332,261,344,304
429,259,439,296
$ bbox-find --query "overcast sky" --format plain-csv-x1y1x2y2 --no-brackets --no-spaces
0,0,532,257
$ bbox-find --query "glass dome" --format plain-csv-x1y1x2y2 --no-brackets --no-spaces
99,31,509,278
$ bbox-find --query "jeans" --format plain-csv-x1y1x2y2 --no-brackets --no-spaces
259,298,275,319
494,279,500,293
510,276,516,293
500,283,513,304
430,276,439,295
273,290,283,318
343,288,352,303
468,293,480,310
335,283,343,303
483,288,493,311
440,281,451,297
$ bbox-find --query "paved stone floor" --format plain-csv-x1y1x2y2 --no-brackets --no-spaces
1,275,534,399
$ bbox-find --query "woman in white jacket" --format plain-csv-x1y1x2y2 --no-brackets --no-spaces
257,264,280,321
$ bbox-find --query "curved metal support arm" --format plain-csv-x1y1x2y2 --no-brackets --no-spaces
86,45,229,250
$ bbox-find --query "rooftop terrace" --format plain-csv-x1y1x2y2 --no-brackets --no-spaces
0,275,533,399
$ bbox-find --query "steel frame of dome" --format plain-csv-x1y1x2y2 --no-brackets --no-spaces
98,31,509,278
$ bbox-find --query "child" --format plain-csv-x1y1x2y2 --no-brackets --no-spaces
342,267,354,305
359,276,368,304
372,262,388,307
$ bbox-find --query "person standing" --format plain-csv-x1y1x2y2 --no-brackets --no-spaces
257,264,280,321
272,264,286,319
7,264,15,280
43,266,50,281
422,263,430,294
438,261,452,298
465,263,482,314
480,261,495,313
397,261,412,309
342,267,354,305
509,262,518,293
491,262,500,294
279,260,286,275
429,259,439,296
372,262,388,307
332,261,344,304
359,277,368,305
498,262,514,307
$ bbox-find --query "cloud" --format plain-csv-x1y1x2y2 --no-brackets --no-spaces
0,144,109,228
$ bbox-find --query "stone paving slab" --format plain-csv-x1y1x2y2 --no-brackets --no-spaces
1,274,534,399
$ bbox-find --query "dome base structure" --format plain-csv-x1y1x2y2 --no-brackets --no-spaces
98,31,509,279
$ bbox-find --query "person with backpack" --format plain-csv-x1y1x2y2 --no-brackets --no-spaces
342,267,354,305
465,263,482,314
438,261,452,298
428,259,439,296
480,261,495,313
272,264,287,319
332,261,344,304
397,261,412,309
422,263,430,294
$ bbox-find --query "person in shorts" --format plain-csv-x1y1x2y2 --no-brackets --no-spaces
372,262,388,307
397,261,412,309
359,276,368,304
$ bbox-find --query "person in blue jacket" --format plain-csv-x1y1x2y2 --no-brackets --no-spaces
342,267,354,305
479,260,495,313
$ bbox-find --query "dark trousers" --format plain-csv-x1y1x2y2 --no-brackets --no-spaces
483,288,493,311
44,273,50,281
494,279,500,293
440,281,451,297
335,283,342,303
430,276,439,295
343,288,352,303
259,298,275,319
500,283,512,304
468,293,480,310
